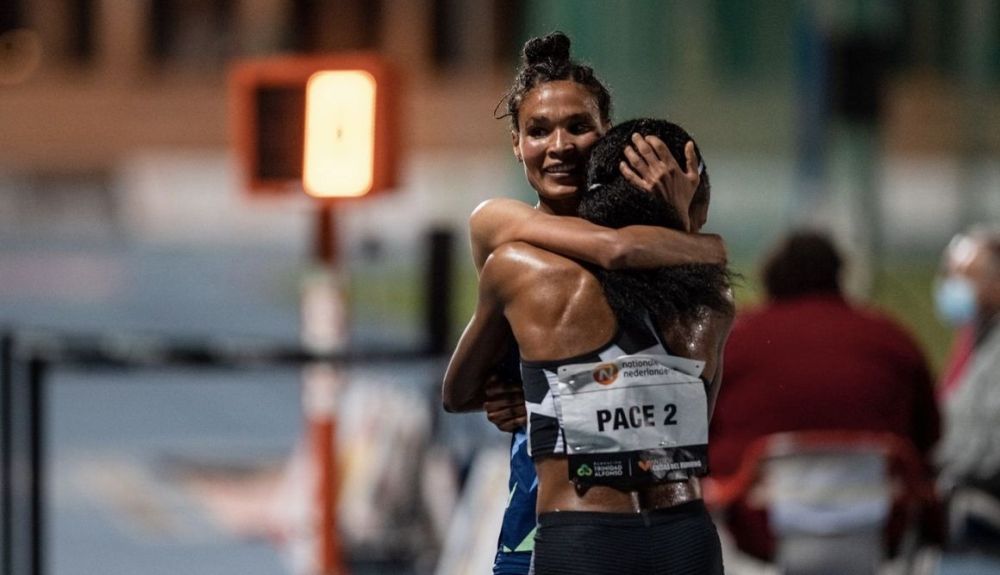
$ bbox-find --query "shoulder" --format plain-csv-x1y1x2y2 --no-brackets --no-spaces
728,304,767,333
469,198,535,232
471,197,534,217
482,241,588,299
718,285,736,319
855,305,927,352
469,198,537,258
699,285,736,336
844,302,910,337
485,241,581,278
481,243,599,333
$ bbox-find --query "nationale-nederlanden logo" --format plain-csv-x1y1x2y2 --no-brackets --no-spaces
592,362,619,386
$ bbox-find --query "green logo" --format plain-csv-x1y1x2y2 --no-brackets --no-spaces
576,464,593,477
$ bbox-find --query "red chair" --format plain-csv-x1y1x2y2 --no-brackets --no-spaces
704,431,936,575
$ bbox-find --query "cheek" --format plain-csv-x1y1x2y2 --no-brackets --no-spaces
579,133,603,155
520,141,546,168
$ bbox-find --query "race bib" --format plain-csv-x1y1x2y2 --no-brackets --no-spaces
555,354,709,487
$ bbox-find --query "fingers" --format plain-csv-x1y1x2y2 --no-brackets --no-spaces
484,397,527,432
631,132,659,164
490,416,525,433
483,369,526,432
645,135,671,165
483,394,523,411
622,133,662,193
683,141,701,196
506,414,527,431
484,398,525,415
683,140,701,182
619,160,650,191
622,141,648,173
484,381,522,399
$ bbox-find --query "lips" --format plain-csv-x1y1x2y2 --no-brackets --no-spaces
544,164,581,178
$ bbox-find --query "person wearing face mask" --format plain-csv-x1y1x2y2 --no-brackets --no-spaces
934,228,1000,399
933,227,1000,549
708,230,941,562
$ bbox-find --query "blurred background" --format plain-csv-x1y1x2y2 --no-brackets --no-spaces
1,1,998,574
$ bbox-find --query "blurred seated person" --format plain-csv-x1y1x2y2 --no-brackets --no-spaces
933,226,1000,550
708,230,941,561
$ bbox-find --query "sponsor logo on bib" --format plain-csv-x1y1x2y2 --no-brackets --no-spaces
592,363,619,386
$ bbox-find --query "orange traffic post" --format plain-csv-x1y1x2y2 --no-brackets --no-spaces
301,206,348,575
228,53,397,575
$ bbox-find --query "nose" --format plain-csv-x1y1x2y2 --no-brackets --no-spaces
551,129,575,154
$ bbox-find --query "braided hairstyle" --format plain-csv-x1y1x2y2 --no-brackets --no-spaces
498,31,612,131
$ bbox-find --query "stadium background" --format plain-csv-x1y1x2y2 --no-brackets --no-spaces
1,1,998,573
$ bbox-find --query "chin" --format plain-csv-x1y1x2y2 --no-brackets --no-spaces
539,183,582,202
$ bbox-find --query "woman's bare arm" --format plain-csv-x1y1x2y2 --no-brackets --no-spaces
452,134,723,415
469,198,726,271
442,261,511,412
469,135,723,271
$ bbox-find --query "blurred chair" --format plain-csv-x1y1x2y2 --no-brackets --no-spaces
945,485,1000,553
706,431,934,575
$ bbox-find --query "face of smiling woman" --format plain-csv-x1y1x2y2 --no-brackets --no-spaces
512,80,609,214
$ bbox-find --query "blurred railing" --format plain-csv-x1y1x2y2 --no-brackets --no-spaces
1,229,456,575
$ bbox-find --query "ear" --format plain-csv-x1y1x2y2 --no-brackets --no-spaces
689,203,708,233
511,130,522,162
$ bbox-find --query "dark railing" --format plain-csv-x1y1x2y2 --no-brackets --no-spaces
0,228,455,575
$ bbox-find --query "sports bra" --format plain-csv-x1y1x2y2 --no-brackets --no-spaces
520,315,673,458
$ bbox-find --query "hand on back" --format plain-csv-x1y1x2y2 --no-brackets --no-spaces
484,374,527,432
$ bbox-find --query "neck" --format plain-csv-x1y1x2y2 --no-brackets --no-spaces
536,196,579,216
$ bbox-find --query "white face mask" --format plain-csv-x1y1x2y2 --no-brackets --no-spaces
934,276,978,326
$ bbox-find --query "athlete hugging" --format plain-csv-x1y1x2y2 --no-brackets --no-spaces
446,118,733,575
443,31,732,575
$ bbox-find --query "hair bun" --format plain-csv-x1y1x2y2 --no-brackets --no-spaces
522,31,571,66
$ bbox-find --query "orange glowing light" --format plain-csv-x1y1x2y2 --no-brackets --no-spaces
303,70,378,198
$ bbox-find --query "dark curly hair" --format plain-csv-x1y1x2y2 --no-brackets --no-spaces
498,31,612,131
579,118,730,326
588,118,711,217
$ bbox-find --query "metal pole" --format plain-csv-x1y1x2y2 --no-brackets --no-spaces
425,228,454,355
5,344,47,575
301,203,347,575
27,356,45,575
7,341,29,575
1,331,12,575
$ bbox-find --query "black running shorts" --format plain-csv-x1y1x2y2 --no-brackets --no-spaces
531,500,724,574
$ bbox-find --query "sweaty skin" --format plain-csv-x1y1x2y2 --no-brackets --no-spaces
469,197,727,274
458,81,726,421
457,193,726,417
443,241,734,513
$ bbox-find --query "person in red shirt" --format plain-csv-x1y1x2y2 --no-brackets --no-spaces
709,230,940,561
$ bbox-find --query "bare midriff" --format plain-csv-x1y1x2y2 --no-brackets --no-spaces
535,456,701,514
